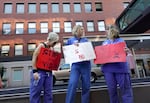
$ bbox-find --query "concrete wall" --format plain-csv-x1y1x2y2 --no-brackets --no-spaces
0,84,150,103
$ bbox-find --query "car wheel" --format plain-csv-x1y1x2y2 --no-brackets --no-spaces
53,76,56,85
91,72,97,83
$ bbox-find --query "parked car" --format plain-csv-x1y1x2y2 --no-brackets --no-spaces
52,64,103,85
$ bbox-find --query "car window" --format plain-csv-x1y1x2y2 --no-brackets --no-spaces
60,64,70,70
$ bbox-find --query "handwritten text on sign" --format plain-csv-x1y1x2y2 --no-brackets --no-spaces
94,42,126,64
63,42,96,64
36,47,61,71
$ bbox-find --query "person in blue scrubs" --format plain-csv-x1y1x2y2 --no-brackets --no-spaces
30,32,59,103
65,25,91,103
102,25,134,103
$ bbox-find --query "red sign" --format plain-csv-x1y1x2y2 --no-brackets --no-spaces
94,42,126,64
36,47,61,71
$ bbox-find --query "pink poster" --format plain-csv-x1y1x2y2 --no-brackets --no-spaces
94,42,126,64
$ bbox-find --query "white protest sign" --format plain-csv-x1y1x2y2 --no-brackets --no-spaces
63,42,96,64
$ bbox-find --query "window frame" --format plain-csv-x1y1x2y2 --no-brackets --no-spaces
95,2,103,12
16,23,24,34
12,68,23,81
75,21,83,26
27,43,36,55
63,3,70,13
16,3,24,14
64,22,72,32
74,3,81,13
52,22,60,33
4,3,12,14
97,21,105,31
28,3,36,14
51,3,59,13
15,44,23,56
2,23,11,35
40,3,48,13
1,45,10,56
40,22,48,33
28,22,36,34
84,3,92,13
87,21,94,32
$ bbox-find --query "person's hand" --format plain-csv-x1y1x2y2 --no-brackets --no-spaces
74,42,79,46
33,72,40,80
124,47,131,54
74,40,79,46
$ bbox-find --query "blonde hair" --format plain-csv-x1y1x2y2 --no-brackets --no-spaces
72,25,82,36
47,32,59,42
107,25,120,38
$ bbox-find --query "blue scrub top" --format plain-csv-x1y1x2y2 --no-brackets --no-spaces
101,38,129,73
66,36,88,45
65,36,91,65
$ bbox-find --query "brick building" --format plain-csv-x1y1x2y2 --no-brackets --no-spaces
0,0,150,87
0,0,132,57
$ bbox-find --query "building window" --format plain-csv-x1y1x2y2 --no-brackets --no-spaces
4,3,12,14
84,3,92,13
40,3,48,13
28,3,36,13
95,3,103,12
75,21,83,26
16,23,24,34
13,69,23,81
28,23,36,34
51,3,59,13
2,23,11,35
64,22,72,32
15,44,23,56
52,22,60,33
98,21,105,31
16,3,24,14
28,44,36,55
1,45,10,56
63,3,70,13
40,22,48,33
123,2,130,9
74,3,81,13
136,59,146,77
87,21,94,32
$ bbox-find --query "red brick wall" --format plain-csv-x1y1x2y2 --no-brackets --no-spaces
0,0,131,57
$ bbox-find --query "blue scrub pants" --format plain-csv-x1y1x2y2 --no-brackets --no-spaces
30,70,53,103
65,64,91,103
104,73,134,103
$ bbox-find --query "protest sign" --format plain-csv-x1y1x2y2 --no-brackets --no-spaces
94,42,126,64
36,47,61,71
63,42,96,64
